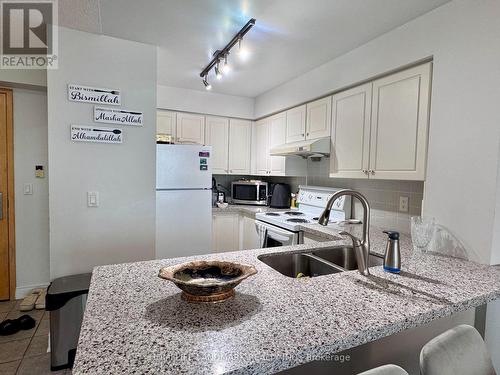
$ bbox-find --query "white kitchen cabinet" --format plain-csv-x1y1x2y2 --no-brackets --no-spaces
369,63,431,180
252,113,286,176
306,96,332,140
228,119,252,174
212,213,240,253
157,110,176,139
240,215,260,250
330,83,372,179
253,118,270,175
176,113,205,144
205,116,229,174
252,116,306,177
268,113,286,176
285,105,306,143
330,62,431,181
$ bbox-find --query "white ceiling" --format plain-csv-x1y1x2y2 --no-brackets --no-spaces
59,0,451,98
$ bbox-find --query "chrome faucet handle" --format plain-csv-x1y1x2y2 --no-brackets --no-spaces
340,231,370,276
339,231,362,246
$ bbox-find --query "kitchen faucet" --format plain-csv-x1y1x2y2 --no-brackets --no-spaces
318,189,371,276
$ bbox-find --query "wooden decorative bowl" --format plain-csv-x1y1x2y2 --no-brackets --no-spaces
158,260,257,303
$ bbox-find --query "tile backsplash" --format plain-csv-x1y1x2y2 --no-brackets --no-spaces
213,162,424,234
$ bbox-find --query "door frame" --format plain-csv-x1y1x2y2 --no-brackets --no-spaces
1,87,15,300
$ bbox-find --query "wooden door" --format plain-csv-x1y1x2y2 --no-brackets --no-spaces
0,88,14,301
268,113,286,176
285,105,306,143
306,96,332,140
369,63,431,180
228,119,252,174
254,119,269,175
330,83,372,179
176,113,205,144
205,116,229,174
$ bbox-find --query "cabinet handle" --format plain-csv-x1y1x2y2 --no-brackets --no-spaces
301,133,305,137
369,169,375,175
362,169,367,174
306,133,309,136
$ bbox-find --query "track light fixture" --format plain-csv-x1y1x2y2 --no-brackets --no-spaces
199,18,256,89
202,75,212,90
215,60,223,79
222,54,230,74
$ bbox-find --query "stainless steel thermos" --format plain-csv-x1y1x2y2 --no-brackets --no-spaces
383,231,401,273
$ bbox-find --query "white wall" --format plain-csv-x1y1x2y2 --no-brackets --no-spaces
0,70,47,88
13,88,50,298
157,85,254,119
47,28,157,279
255,0,500,265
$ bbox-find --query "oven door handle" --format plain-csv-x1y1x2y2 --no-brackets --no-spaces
266,231,293,243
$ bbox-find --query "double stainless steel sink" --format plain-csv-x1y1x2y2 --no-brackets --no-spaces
258,246,384,278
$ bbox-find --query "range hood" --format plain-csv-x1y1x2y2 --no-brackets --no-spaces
269,137,330,159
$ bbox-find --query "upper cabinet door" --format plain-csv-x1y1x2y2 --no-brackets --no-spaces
268,113,286,176
228,119,252,174
254,119,269,175
306,96,332,140
330,83,372,179
205,116,229,174
157,110,176,138
369,63,431,180
176,113,205,144
285,105,306,143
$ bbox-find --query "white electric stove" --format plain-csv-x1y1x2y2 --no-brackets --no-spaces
255,186,351,247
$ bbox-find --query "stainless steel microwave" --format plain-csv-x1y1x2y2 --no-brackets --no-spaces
231,180,268,206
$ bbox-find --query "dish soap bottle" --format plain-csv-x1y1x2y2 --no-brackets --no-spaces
383,231,401,273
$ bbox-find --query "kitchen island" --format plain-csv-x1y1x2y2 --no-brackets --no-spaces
72,222,500,374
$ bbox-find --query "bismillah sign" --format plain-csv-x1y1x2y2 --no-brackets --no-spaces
68,84,121,105
94,106,143,126
71,125,123,144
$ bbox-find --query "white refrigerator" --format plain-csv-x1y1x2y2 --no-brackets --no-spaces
156,144,212,259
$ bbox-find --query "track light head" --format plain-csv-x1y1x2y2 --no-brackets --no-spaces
222,54,230,74
215,61,223,79
237,38,249,60
203,76,212,90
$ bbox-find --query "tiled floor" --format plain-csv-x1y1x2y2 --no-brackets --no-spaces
0,300,71,375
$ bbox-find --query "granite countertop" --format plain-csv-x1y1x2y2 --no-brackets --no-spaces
212,204,287,216
73,210,500,375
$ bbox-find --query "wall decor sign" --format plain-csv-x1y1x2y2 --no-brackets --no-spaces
94,106,143,126
71,125,123,144
68,84,121,105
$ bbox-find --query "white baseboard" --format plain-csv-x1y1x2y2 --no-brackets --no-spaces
15,283,50,299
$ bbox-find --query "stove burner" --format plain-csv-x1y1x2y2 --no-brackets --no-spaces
265,212,280,216
284,211,304,216
286,218,310,223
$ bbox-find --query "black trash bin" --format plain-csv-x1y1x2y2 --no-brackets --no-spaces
46,273,91,371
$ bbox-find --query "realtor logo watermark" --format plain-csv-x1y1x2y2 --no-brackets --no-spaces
0,0,58,69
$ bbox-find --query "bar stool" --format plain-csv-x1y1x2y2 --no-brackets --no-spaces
358,364,409,375
420,324,496,375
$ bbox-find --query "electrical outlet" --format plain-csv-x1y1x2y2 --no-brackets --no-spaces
87,191,99,207
399,196,409,212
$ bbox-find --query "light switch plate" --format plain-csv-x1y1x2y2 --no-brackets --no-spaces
399,196,409,212
23,183,33,195
87,191,99,207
